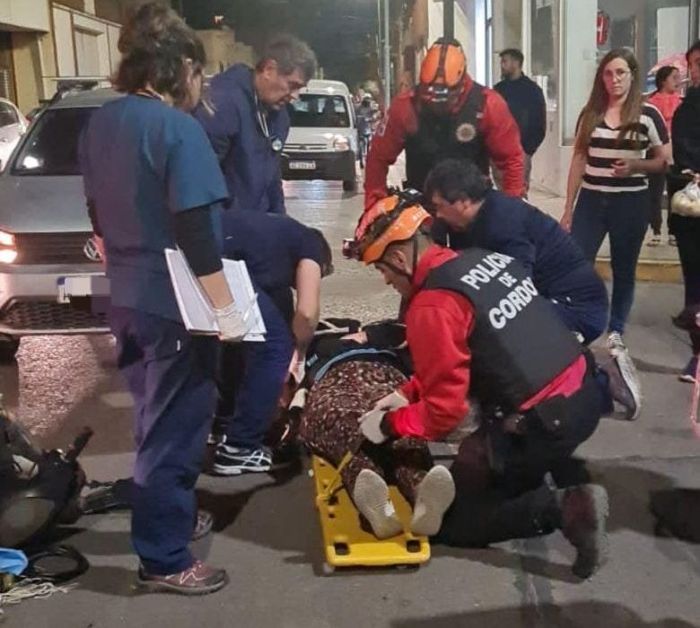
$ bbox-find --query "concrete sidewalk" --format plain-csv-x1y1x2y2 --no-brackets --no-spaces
530,188,683,284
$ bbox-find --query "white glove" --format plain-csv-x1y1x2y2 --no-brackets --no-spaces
373,390,408,411
214,302,247,342
358,408,389,444
288,349,306,384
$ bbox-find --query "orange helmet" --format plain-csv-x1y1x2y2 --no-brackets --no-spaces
355,193,431,265
418,38,467,106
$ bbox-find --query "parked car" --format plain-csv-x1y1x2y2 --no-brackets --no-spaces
281,79,358,191
0,88,120,360
0,98,28,172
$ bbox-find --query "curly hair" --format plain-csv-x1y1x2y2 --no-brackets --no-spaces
114,2,206,105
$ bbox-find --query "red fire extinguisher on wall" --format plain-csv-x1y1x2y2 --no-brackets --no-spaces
597,10,610,47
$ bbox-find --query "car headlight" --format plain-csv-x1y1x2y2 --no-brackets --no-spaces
0,230,17,264
332,135,350,151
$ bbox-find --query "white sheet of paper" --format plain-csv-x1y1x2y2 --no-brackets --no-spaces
165,248,266,342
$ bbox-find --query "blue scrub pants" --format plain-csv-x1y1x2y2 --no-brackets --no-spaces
110,306,218,575
218,289,294,448
571,188,650,335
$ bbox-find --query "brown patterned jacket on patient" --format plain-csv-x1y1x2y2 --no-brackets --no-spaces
300,359,432,506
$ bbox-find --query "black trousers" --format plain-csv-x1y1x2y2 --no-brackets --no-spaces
649,173,667,235
435,358,603,547
670,214,700,354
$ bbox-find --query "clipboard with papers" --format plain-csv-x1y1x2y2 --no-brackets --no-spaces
165,248,266,342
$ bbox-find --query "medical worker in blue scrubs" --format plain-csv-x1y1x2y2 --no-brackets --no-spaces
79,3,245,595
193,34,316,214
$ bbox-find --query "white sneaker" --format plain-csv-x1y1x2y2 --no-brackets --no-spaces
606,332,642,420
352,469,402,539
410,465,456,537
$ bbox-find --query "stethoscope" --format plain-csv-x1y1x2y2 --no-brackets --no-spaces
254,92,284,153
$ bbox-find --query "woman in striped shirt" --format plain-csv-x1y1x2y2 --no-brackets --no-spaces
561,48,670,386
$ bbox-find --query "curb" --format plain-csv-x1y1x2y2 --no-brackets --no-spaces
595,258,683,284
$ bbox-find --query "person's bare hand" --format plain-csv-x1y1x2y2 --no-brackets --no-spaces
342,331,368,344
560,211,573,233
612,159,634,177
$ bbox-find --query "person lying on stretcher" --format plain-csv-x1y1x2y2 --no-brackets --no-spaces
274,318,456,539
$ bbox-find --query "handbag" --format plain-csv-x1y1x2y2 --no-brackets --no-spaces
671,173,700,218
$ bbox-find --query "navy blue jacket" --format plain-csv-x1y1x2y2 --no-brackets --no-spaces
494,75,546,156
194,64,290,213
435,190,607,309
221,210,322,293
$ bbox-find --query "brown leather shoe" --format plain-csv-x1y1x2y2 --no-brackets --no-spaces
137,560,228,595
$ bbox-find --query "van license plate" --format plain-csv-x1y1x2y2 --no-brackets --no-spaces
289,161,316,170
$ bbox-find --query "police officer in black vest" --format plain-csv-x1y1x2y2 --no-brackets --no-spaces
351,194,609,578
424,158,641,421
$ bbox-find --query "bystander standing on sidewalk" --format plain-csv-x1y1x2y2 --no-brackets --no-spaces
561,48,670,386
646,66,682,246
494,48,546,196
668,40,700,383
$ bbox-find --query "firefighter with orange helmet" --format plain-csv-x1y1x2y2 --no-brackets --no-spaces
350,193,608,579
364,38,525,211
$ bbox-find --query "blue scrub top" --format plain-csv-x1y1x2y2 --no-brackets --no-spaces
193,64,290,214
221,210,322,292
79,94,228,321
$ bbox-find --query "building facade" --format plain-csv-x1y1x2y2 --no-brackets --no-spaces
0,0,153,113
401,0,700,195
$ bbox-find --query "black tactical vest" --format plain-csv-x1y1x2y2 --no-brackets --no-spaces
404,83,489,192
423,248,582,411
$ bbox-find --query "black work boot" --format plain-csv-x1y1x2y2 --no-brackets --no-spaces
558,484,609,578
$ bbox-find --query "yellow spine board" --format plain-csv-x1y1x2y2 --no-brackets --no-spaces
312,455,431,568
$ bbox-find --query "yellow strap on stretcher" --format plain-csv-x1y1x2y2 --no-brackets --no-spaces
316,449,354,506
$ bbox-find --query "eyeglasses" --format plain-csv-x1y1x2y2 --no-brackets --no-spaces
603,69,631,80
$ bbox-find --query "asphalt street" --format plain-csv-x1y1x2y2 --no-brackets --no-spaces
1,181,700,628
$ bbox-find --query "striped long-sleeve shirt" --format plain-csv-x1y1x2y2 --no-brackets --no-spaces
581,104,668,193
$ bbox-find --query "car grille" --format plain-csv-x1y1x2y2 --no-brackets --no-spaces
13,232,98,265
284,143,327,151
0,301,108,333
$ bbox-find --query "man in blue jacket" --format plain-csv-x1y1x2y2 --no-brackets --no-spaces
425,159,641,421
494,48,546,195
194,35,317,214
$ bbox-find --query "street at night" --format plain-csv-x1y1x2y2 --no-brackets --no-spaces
2,182,700,627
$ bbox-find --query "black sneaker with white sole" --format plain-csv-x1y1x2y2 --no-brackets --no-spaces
212,444,272,475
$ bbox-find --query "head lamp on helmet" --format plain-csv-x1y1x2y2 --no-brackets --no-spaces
418,38,467,107
352,191,432,265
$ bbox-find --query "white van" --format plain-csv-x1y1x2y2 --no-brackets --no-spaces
281,79,358,191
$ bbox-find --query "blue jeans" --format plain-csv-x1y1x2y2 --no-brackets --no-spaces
571,188,650,334
218,289,294,448
550,290,608,346
110,307,218,575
